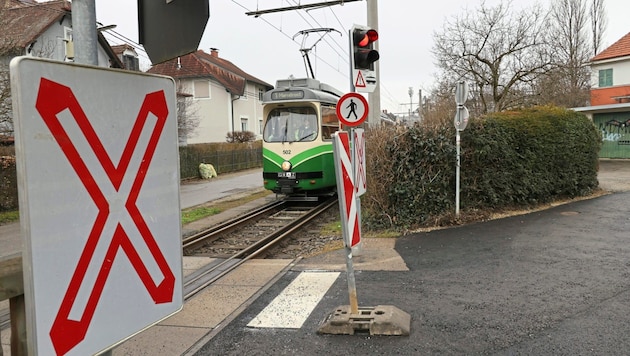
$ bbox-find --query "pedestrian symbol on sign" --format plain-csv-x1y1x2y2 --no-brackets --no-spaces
336,93,368,127
346,99,358,120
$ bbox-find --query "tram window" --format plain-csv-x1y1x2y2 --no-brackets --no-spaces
264,107,318,142
321,105,339,140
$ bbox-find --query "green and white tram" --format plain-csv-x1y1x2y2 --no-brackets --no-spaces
262,78,343,197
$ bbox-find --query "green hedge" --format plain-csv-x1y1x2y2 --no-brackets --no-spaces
384,125,456,227
0,156,18,211
463,106,601,207
363,106,602,230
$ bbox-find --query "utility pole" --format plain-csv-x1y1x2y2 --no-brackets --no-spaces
418,89,422,121
408,87,412,121
367,0,380,127
71,0,98,65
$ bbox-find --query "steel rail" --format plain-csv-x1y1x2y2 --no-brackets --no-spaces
183,196,337,300
182,199,287,250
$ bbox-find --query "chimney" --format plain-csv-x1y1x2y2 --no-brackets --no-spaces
210,48,219,58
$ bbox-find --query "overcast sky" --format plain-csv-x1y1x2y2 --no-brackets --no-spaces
95,0,629,114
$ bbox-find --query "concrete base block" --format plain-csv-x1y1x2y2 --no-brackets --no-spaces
317,305,410,336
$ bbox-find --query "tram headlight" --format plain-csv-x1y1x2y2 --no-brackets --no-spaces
281,160,292,171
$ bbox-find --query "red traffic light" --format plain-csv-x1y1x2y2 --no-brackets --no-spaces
352,27,379,70
354,29,378,47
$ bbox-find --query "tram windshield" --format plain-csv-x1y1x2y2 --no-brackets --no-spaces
264,107,318,143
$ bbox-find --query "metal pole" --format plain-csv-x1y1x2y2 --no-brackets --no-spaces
345,243,359,314
456,130,461,218
346,127,360,313
71,0,98,65
350,128,362,256
348,29,355,92
367,0,380,127
408,87,413,122
418,89,422,121
73,3,111,354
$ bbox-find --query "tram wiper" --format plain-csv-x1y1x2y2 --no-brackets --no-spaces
283,121,290,143
297,132,315,142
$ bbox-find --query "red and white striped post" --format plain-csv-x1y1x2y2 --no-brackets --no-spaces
332,131,361,313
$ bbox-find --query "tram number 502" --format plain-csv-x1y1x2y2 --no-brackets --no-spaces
282,150,291,155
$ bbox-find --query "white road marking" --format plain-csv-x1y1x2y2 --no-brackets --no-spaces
247,271,340,329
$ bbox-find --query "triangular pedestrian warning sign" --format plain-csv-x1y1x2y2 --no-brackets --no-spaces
355,71,366,88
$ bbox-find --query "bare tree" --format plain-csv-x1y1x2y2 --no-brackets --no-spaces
589,0,607,56
432,0,553,113
176,92,200,145
225,131,256,143
419,77,459,129
536,0,592,107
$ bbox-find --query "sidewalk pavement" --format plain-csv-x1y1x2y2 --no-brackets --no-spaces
179,168,263,209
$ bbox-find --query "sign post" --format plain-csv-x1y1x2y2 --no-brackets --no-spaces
11,57,183,356
332,92,368,314
331,131,361,313
319,99,410,336
454,81,469,218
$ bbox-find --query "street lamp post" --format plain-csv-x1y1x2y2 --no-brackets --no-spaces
408,87,413,121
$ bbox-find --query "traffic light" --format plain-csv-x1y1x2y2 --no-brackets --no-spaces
352,26,379,70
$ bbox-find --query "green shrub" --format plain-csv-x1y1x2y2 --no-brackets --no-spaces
463,106,601,208
362,106,601,231
0,155,18,212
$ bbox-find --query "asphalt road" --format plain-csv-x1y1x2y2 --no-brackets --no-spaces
197,160,630,355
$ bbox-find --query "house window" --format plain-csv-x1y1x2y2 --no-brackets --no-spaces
599,68,613,87
258,88,264,101
241,118,248,131
193,80,210,99
122,54,139,71
259,119,263,134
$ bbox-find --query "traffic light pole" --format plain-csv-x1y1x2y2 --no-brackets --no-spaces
367,0,381,127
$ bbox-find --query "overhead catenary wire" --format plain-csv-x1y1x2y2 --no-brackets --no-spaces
12,0,402,113
231,0,348,79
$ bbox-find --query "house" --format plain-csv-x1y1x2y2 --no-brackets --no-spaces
573,32,630,159
0,0,123,68
111,44,140,71
0,0,124,136
147,48,273,144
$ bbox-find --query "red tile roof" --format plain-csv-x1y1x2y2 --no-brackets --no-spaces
111,44,136,56
147,50,273,95
591,32,630,61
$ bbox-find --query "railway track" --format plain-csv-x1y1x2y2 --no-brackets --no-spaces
0,195,338,331
182,195,337,300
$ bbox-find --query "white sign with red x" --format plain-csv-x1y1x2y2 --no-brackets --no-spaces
332,131,361,248
11,57,183,356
